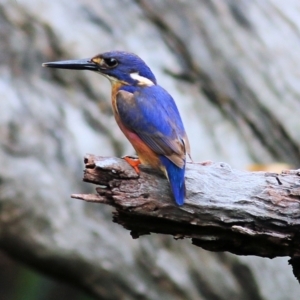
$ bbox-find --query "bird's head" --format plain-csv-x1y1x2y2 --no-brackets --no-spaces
43,51,157,87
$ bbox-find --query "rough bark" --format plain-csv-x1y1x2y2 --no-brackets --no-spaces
73,155,300,282
1,0,300,299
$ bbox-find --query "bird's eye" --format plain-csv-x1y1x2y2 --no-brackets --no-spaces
104,58,118,68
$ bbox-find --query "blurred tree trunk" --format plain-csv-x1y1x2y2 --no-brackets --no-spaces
0,0,299,299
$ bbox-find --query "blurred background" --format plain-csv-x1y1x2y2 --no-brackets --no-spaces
0,0,300,299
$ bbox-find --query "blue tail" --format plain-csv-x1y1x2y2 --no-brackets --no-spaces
159,156,186,206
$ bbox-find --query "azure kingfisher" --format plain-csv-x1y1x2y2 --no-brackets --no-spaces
43,51,191,206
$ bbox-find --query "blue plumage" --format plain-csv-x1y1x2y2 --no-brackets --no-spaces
118,85,186,147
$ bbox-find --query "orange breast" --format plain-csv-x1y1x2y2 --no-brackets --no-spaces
111,82,161,169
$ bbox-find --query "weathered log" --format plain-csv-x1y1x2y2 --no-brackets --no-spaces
73,154,300,282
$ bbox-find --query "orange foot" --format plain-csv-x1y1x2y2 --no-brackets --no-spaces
123,156,141,174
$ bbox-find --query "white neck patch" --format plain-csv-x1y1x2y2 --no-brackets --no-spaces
130,72,154,86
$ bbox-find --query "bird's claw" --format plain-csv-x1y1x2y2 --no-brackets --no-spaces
123,156,141,174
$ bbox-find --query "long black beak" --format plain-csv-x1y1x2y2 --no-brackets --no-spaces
42,58,98,71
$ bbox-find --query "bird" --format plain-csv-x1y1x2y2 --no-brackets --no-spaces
43,51,191,206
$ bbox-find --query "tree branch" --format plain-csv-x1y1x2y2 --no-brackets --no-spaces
72,154,300,283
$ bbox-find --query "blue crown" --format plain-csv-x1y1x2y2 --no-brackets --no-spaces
94,51,157,85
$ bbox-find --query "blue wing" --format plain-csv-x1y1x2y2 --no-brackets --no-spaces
117,85,189,168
